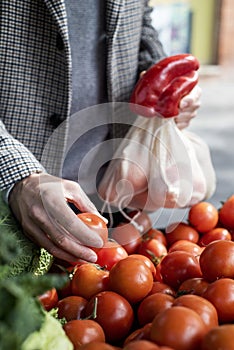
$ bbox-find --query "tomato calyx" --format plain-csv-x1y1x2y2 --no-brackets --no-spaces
145,249,165,266
51,263,75,281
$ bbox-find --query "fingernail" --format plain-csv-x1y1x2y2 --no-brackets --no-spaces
87,252,98,263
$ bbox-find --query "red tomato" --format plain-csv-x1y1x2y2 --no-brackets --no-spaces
78,342,117,350
85,291,134,343
198,227,231,247
160,251,202,290
201,324,234,350
123,340,160,350
172,294,218,331
143,228,167,247
77,212,108,245
56,264,79,298
71,263,109,299
150,306,206,350
199,240,234,282
188,201,219,233
148,281,176,297
123,323,152,345
155,262,163,282
168,239,202,258
178,277,209,296
37,288,58,311
111,222,142,254
63,319,105,349
94,240,128,270
108,257,153,304
137,238,167,261
127,210,152,234
203,278,234,323
57,295,88,321
218,194,234,229
165,222,199,246
137,292,174,326
127,254,156,279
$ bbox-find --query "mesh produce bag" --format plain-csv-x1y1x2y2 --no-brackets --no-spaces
98,115,216,214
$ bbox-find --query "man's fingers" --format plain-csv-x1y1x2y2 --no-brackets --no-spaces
180,84,202,110
23,218,98,263
45,201,104,248
64,180,108,223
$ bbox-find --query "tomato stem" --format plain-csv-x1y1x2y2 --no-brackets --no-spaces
84,297,98,320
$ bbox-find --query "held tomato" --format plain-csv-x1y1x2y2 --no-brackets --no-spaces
37,288,58,311
63,319,105,349
85,291,134,343
218,194,234,229
77,212,108,245
111,222,142,255
202,278,234,323
108,257,154,304
188,201,219,233
160,250,202,290
150,306,207,350
57,295,88,321
137,292,174,326
165,222,199,246
94,240,128,270
71,263,109,299
172,294,218,331
199,240,234,282
201,324,234,350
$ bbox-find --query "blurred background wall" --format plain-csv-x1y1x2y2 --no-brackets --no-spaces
149,0,234,69
148,0,234,227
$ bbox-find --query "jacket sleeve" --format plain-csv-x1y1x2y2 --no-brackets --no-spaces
0,120,45,191
138,1,167,73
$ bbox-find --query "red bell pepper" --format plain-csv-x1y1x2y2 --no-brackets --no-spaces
130,54,200,118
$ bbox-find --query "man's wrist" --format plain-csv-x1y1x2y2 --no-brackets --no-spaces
2,183,17,204
2,169,46,204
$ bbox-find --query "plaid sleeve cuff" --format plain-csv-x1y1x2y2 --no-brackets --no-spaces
0,130,46,191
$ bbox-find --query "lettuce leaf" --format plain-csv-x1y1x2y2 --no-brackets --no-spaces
0,194,53,279
21,312,73,350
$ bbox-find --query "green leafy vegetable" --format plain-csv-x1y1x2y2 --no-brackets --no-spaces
21,312,73,350
0,273,69,350
0,194,53,279
0,194,70,349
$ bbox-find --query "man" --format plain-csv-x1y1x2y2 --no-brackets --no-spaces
0,0,201,263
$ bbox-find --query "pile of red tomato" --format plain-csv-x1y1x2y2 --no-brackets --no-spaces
38,194,234,350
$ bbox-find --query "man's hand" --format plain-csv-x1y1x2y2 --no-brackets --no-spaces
9,173,107,263
175,84,202,129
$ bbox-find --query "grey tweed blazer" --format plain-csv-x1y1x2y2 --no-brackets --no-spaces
0,0,165,190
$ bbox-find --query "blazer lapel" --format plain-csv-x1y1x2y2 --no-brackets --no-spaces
106,0,125,103
43,0,69,43
106,0,125,39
